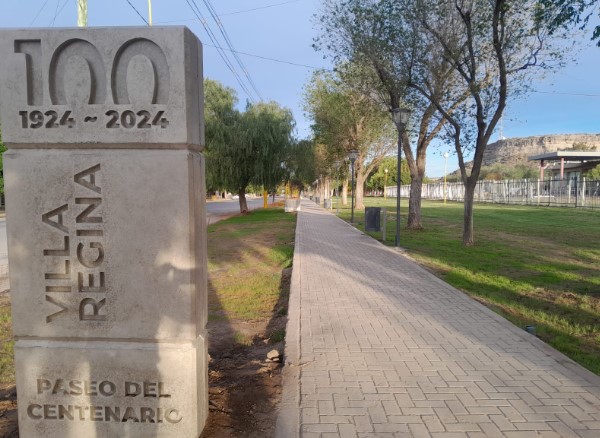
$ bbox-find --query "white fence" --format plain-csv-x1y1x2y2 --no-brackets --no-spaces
385,178,600,208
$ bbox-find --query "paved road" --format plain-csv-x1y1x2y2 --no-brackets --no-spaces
277,200,600,437
206,197,265,224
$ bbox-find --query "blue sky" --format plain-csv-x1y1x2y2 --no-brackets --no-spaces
2,0,599,177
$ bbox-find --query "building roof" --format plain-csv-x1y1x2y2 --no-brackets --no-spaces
528,151,600,162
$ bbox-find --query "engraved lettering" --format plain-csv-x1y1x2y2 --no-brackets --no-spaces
49,39,107,105
44,404,57,420
14,40,43,106
165,409,182,424
121,406,140,423
99,381,116,397
79,298,106,321
44,236,70,256
74,164,101,194
77,242,104,268
58,405,74,420
27,404,43,420
78,271,105,293
76,198,102,223
125,382,141,397
37,379,52,394
140,407,155,423
42,204,69,234
112,38,170,104
69,380,83,396
105,406,120,422
45,260,70,280
45,295,69,323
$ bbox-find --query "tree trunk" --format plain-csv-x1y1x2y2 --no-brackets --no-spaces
462,180,477,246
238,187,248,213
342,178,349,206
355,171,365,211
407,176,424,229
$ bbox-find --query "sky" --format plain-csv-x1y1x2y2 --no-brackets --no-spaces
1,0,600,177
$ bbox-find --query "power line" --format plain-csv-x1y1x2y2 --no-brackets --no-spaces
184,0,256,102
31,0,51,25
203,43,327,70
124,0,149,25
200,0,263,100
50,0,70,26
155,0,301,24
533,90,600,97
219,0,300,17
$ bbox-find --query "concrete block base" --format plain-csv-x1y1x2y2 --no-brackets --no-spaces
15,336,207,437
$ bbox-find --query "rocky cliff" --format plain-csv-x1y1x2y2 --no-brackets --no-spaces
483,134,600,167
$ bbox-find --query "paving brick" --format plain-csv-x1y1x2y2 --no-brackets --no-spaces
277,201,600,438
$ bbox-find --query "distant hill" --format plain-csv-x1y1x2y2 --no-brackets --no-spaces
482,134,600,167
444,134,600,180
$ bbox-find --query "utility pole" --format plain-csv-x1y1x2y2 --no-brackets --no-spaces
77,0,88,27
148,0,153,26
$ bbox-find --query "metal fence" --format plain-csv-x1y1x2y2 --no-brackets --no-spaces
385,178,600,208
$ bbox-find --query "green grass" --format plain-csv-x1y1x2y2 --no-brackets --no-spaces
208,208,297,322
0,297,14,383
336,197,600,374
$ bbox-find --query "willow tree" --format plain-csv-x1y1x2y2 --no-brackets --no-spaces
204,79,295,213
304,67,394,210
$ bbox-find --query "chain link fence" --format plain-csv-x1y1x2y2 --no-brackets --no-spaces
386,178,600,208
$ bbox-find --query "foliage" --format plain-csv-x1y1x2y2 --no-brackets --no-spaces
303,66,395,209
585,164,600,179
315,0,460,229
366,156,410,191
536,0,600,45
285,139,316,190
479,164,538,181
204,79,295,210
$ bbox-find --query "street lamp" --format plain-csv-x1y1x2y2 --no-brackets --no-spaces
348,150,359,223
334,160,342,214
443,152,449,205
391,108,410,247
384,168,388,199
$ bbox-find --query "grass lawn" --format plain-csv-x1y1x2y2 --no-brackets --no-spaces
207,207,296,338
335,197,600,375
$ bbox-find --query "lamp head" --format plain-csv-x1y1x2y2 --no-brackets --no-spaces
384,168,388,174
391,108,411,127
348,150,359,163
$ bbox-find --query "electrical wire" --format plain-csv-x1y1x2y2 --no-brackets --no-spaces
50,0,70,26
533,90,600,98
31,0,51,25
184,0,256,102
200,0,263,100
124,0,149,25
155,0,301,24
203,43,328,70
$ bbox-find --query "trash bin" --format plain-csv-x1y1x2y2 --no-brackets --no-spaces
365,207,382,232
323,198,332,209
315,196,320,205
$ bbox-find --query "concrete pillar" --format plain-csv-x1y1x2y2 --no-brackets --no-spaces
0,27,207,437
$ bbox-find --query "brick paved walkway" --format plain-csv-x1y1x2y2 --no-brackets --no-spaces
276,200,600,437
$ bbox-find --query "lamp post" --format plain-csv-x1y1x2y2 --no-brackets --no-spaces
443,152,449,205
334,160,341,214
348,150,359,223
384,168,388,199
391,108,410,247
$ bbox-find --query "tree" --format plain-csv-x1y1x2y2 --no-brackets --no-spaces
407,0,573,245
303,67,394,210
536,1,600,43
366,156,410,192
204,79,295,213
315,0,461,229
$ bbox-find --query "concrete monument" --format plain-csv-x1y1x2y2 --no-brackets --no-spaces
0,27,208,437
